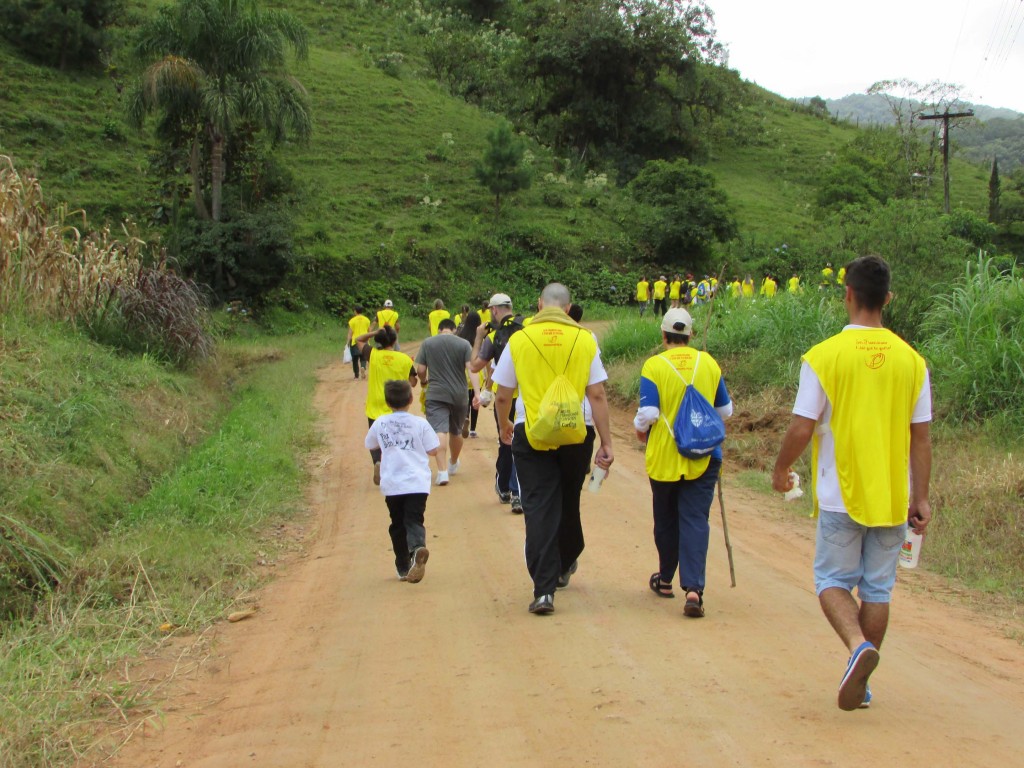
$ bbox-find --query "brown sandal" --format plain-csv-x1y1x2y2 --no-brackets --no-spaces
683,590,705,618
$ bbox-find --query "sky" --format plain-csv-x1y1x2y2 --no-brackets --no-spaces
707,0,1024,113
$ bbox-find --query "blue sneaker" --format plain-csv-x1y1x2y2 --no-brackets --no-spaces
838,641,879,711
859,684,872,709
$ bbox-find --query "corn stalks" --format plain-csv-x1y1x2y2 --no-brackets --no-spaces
0,155,146,323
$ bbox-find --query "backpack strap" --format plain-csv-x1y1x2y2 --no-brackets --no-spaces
656,351,701,432
523,327,583,375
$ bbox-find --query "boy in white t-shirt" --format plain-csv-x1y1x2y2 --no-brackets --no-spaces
364,380,441,582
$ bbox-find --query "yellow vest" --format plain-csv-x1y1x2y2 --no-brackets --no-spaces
365,349,416,419
377,308,399,328
669,280,681,299
636,281,649,301
640,348,723,482
507,313,597,451
653,280,667,300
803,328,927,526
788,276,800,294
428,309,450,336
479,308,491,326
741,279,754,298
348,314,371,339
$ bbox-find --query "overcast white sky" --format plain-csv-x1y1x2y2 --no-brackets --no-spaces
708,0,1024,113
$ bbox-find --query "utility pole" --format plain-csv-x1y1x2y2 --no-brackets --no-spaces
919,108,974,213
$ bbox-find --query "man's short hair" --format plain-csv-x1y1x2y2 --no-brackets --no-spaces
845,255,890,311
567,303,584,323
354,305,364,314
540,282,571,309
437,318,457,332
384,379,413,410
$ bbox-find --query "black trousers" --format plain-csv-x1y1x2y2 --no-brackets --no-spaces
654,297,668,316
385,493,427,572
512,424,596,597
493,397,518,493
350,344,364,378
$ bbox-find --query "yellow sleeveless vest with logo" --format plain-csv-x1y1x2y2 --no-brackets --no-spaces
508,321,596,451
803,328,927,527
366,349,415,419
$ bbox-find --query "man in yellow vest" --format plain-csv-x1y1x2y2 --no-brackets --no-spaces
634,308,732,618
772,255,932,712
635,276,651,317
653,275,668,316
371,299,401,349
493,283,614,615
345,305,371,379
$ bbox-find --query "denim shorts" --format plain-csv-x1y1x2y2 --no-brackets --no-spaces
813,509,906,602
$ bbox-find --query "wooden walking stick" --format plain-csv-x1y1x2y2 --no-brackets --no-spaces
717,467,736,587
701,265,737,587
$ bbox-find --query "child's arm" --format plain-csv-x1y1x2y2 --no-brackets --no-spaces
426,447,438,457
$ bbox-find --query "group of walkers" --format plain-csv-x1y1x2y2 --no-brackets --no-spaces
636,264,848,316
346,255,933,713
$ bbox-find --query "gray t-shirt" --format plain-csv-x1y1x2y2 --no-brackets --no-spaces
415,333,472,405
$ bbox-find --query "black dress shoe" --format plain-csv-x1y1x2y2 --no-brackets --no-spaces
528,594,554,614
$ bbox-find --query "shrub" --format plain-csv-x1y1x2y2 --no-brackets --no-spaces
0,0,125,70
88,265,214,367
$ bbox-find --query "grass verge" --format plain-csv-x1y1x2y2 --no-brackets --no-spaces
0,323,335,767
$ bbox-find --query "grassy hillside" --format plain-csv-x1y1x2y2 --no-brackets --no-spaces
0,0,999,313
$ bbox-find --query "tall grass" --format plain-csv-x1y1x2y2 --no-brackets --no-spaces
922,257,1024,427
0,155,142,323
0,155,213,367
601,293,847,401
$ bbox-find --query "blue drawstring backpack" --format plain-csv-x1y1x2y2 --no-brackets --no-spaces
660,353,725,459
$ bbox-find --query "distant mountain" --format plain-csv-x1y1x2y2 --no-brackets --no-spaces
795,93,1024,170
808,93,1022,125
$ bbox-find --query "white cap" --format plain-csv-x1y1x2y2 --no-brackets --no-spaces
487,293,512,308
384,299,393,307
661,308,693,335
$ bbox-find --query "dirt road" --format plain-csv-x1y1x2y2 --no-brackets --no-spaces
112,340,1024,767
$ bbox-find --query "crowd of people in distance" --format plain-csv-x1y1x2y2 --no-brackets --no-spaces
342,255,932,714
635,264,848,316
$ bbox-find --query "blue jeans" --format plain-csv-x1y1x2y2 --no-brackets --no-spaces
814,509,905,602
649,458,721,593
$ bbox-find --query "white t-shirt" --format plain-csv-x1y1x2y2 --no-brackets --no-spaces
364,411,440,496
792,326,932,513
492,334,608,425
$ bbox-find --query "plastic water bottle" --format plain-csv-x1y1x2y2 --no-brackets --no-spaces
588,466,607,493
899,529,923,569
783,471,804,502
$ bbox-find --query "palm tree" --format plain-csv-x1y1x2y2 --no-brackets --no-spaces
127,0,312,222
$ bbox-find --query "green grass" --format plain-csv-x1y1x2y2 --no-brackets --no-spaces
0,322,337,766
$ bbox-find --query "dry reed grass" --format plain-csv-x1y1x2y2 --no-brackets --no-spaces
0,155,145,324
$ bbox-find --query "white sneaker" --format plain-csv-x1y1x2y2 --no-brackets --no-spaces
436,470,449,486
448,460,460,475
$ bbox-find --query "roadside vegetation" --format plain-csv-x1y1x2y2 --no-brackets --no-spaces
1,0,1022,763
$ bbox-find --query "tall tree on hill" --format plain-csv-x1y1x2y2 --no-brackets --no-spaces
989,157,1001,224
475,122,533,219
126,0,312,222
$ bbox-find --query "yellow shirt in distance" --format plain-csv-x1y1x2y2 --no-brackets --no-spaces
653,280,667,300
377,308,399,328
348,313,371,341
636,281,650,302
428,309,451,336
